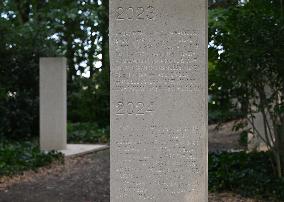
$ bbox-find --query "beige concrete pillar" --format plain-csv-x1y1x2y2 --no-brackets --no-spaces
110,0,208,201
40,57,67,151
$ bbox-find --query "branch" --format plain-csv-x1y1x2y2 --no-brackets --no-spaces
263,110,276,146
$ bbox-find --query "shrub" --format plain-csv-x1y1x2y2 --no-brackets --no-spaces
0,140,63,177
67,122,109,144
208,109,243,124
209,151,284,201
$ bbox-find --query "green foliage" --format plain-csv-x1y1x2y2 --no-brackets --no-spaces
0,140,63,177
209,0,284,177
67,122,109,144
208,109,242,124
239,131,248,147
209,152,284,200
0,1,59,139
209,0,284,118
208,8,244,123
68,68,109,128
0,1,110,139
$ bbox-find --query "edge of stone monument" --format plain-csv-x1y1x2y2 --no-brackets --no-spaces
39,57,67,151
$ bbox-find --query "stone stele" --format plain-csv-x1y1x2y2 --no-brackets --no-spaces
110,0,208,201
40,57,67,151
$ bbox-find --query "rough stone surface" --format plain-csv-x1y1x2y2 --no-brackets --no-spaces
110,0,208,201
40,57,67,151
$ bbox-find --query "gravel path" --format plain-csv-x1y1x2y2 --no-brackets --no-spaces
0,150,110,202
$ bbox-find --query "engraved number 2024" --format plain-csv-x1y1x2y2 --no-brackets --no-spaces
116,101,154,116
116,6,155,20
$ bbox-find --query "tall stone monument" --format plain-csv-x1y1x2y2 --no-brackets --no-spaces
40,57,67,151
110,0,208,201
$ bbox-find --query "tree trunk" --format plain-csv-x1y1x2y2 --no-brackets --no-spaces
278,121,284,176
273,150,282,178
88,27,96,78
14,0,30,24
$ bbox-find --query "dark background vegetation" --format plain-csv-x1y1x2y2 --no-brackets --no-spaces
208,0,284,200
0,0,109,141
0,0,284,201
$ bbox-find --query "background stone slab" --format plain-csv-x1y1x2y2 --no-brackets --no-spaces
40,57,67,151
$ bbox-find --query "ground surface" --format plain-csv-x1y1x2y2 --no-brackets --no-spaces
0,150,110,202
209,120,245,153
0,121,266,202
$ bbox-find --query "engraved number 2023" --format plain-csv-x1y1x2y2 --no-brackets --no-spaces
116,101,154,116
116,6,155,20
